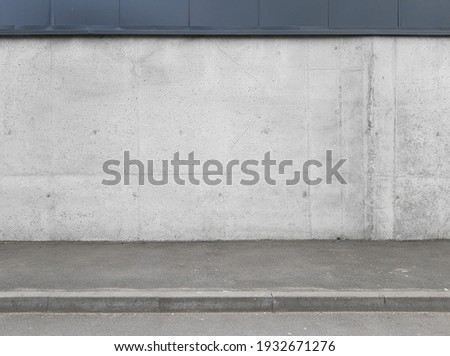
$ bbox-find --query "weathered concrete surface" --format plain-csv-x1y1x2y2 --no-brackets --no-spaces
2,290,450,313
0,37,448,240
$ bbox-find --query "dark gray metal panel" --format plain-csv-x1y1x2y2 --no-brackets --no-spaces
330,0,399,28
400,0,450,28
2,0,450,35
120,0,189,27
259,0,328,27
0,0,50,26
190,0,258,28
53,0,120,27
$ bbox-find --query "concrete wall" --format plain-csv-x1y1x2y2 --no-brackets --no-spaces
0,37,448,241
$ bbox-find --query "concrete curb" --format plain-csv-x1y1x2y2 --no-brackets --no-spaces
1,290,449,313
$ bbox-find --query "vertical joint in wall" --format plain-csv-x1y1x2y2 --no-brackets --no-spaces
364,38,377,240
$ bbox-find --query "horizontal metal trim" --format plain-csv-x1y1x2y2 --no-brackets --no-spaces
3,27,450,36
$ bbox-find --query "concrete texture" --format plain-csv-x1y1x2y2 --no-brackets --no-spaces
3,290,450,313
1,312,449,336
0,37,449,241
0,241,449,312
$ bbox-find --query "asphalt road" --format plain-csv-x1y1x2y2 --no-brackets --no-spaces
0,312,449,336
2,241,450,291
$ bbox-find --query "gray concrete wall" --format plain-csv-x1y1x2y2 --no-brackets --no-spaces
0,37,447,241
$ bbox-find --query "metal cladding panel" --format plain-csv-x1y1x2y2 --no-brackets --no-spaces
1,0,450,34
190,0,259,28
259,0,328,28
400,0,450,28
53,0,120,27
330,0,399,28
0,0,50,26
120,0,189,27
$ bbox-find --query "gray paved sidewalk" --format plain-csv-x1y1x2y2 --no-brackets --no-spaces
0,241,449,312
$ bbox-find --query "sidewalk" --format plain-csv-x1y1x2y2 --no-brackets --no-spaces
0,241,449,313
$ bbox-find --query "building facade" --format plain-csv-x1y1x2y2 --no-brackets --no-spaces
1,1,449,240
